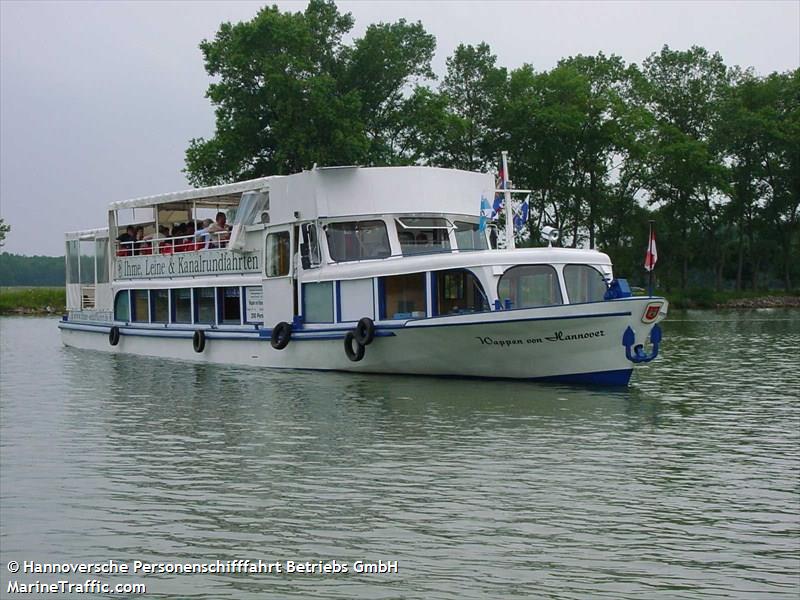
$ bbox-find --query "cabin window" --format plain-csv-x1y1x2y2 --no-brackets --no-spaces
219,287,242,324
66,241,80,284
131,290,150,322
195,288,216,324
114,290,130,322
266,231,290,277
381,273,426,319
173,288,192,323
497,265,563,308
339,279,375,322
303,281,334,323
152,289,169,323
79,240,95,284
564,265,608,304
434,270,489,315
325,220,391,262
454,221,489,251
95,240,109,283
396,218,451,255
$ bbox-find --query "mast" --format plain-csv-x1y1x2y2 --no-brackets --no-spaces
502,151,515,251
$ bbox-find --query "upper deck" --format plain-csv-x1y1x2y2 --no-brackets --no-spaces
64,166,615,318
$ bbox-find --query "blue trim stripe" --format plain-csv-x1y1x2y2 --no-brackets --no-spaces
62,309,632,335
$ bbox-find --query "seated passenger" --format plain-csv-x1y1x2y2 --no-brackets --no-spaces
135,226,152,255
117,225,136,256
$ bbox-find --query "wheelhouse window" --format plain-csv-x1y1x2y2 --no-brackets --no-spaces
131,289,149,322
173,288,192,323
564,265,608,304
303,281,334,323
435,270,489,315
195,288,216,324
396,218,451,255
497,265,563,308
114,290,129,322
266,231,290,277
454,221,489,251
325,220,390,262
300,222,321,268
219,287,242,324
381,273,426,319
152,289,169,323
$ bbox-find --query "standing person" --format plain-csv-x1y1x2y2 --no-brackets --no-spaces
207,212,231,248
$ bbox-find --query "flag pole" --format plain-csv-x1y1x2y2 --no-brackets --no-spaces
648,220,654,297
502,151,515,250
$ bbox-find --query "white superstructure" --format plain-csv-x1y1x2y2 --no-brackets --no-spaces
59,165,667,385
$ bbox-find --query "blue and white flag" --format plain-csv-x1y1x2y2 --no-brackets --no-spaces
513,194,530,233
479,194,492,232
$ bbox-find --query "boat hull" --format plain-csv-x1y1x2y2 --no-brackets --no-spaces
58,298,666,385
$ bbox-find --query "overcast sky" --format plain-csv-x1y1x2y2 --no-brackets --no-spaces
1,0,798,256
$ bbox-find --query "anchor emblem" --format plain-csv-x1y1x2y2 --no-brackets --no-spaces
622,324,662,363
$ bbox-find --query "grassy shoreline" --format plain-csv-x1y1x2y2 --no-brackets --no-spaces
655,289,800,309
0,287,65,315
1,285,798,315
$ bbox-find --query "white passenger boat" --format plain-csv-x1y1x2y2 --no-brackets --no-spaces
59,161,667,385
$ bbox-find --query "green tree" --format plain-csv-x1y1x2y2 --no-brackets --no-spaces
185,1,436,184
639,45,730,289
0,219,9,247
432,43,506,171
342,19,435,164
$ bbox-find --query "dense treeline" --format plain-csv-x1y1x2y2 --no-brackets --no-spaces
0,253,65,286
185,1,799,291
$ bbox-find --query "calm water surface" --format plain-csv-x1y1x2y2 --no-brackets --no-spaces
1,312,798,599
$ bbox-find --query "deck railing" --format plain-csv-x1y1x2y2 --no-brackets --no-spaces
81,285,96,309
115,232,230,257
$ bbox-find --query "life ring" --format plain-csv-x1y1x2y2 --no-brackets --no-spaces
193,330,206,353
109,326,120,346
344,330,365,362
354,317,375,346
270,321,292,350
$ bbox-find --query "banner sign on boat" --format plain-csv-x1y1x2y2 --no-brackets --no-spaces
245,286,264,323
115,249,260,280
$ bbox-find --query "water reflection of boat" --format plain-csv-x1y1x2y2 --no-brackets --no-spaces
59,162,667,385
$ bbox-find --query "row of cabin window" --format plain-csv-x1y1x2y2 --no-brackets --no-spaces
264,219,489,276
302,269,491,323
301,264,606,324
114,287,245,325
498,264,608,307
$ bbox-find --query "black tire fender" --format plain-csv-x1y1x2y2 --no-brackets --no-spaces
344,330,365,362
354,317,375,346
193,329,206,353
109,325,120,346
270,321,292,350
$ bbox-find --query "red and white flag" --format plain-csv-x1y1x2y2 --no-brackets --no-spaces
644,228,657,272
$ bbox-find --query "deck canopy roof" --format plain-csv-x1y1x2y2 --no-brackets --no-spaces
108,175,281,211
64,227,109,241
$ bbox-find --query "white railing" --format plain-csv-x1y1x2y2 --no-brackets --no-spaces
114,232,229,257
81,285,96,309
